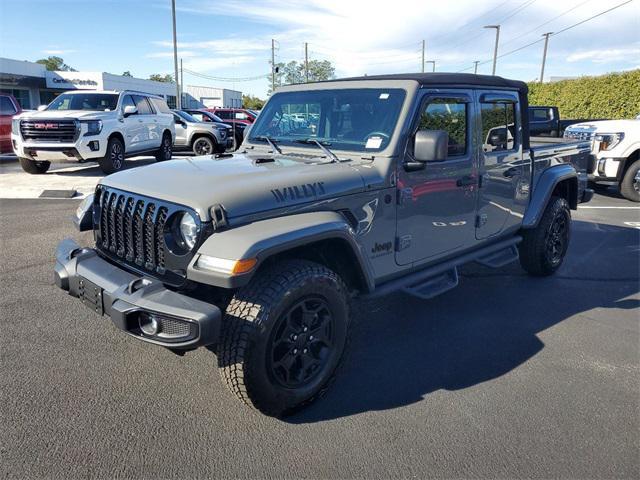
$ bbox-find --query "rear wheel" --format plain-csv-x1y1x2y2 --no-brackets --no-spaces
217,259,350,417
155,132,173,162
19,157,50,174
98,137,125,174
519,196,571,276
192,135,215,156
619,159,640,202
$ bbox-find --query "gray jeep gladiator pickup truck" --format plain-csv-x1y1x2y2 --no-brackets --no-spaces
54,73,593,417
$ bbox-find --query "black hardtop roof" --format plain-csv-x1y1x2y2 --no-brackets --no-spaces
328,72,528,93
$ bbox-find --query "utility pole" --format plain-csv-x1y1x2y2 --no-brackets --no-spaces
426,60,435,72
540,32,553,84
421,40,425,73
484,25,500,75
180,58,184,107
271,39,276,94
171,0,181,108
304,42,309,82
473,60,480,74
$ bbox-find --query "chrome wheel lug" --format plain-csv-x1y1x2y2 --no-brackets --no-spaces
309,335,314,340
292,335,298,341
303,348,307,354
303,327,308,332
293,348,298,354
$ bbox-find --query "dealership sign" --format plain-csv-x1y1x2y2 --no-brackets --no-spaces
45,72,103,90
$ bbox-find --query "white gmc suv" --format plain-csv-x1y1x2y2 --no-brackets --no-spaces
12,90,175,174
565,114,640,202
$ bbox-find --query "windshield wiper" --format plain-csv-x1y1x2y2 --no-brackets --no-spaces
253,135,282,154
294,138,340,163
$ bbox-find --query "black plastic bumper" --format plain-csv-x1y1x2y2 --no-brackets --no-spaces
54,238,221,349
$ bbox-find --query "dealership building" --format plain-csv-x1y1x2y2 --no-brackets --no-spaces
0,57,242,110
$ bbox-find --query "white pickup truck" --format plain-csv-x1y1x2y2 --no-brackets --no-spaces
564,115,640,202
12,90,175,175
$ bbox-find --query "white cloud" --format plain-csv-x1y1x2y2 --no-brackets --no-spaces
567,44,640,64
43,49,76,55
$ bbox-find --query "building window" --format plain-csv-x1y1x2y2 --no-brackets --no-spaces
40,90,61,106
0,88,31,109
165,95,176,109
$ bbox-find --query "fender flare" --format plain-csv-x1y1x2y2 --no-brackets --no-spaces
522,164,577,228
187,211,376,292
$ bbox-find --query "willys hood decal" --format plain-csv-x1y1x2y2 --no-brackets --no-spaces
101,153,371,220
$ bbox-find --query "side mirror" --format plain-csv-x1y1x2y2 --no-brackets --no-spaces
37,105,47,111
123,105,137,117
414,130,448,162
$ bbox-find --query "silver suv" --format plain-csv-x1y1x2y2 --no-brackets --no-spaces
172,110,232,155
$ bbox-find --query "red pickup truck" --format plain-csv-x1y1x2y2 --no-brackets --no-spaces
0,94,22,154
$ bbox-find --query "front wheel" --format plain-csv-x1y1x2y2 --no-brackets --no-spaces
19,157,50,174
98,137,125,174
619,159,640,202
217,260,350,417
518,196,571,276
192,136,215,156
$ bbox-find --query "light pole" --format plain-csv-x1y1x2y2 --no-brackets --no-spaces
425,60,436,72
540,32,553,83
473,60,480,74
484,25,500,75
421,40,425,73
171,0,180,108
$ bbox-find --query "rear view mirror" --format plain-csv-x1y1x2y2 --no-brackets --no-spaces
414,130,449,162
123,105,137,117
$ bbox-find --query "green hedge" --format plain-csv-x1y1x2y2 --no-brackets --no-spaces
527,69,640,119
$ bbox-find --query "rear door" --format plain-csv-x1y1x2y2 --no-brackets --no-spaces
132,95,156,149
475,91,526,240
396,90,478,265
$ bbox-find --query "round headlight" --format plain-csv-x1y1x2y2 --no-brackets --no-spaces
179,212,197,249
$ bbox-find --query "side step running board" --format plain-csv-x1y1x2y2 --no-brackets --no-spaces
366,236,522,300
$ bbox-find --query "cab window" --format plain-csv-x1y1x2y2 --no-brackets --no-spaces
481,102,517,152
419,99,468,156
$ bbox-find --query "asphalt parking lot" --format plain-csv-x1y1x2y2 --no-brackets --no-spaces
0,160,638,479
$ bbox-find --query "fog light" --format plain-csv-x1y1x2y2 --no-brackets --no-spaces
139,313,160,336
88,141,100,152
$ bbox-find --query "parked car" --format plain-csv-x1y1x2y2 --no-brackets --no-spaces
182,109,242,148
528,106,603,137
565,116,640,202
208,107,257,126
0,93,22,154
172,110,232,155
55,73,593,417
11,90,175,174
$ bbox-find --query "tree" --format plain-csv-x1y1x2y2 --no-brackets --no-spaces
122,71,132,77
242,94,265,110
149,73,174,83
36,56,75,71
267,59,335,95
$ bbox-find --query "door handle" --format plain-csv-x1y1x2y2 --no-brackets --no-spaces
456,175,475,187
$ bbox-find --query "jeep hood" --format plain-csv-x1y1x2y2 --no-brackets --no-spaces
100,153,373,220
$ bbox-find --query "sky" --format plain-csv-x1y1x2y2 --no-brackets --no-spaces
0,0,638,98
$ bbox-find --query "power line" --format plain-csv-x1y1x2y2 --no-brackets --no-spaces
552,0,634,35
182,68,267,82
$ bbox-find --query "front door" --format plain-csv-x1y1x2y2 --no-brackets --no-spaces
121,94,144,152
475,91,525,239
396,90,478,266
173,114,188,146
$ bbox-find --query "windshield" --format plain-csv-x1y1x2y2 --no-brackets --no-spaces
174,110,198,122
47,93,119,111
248,88,406,152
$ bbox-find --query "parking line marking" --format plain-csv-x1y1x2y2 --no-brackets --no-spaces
578,206,640,209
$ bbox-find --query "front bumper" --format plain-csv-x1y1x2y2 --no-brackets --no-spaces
588,156,625,184
54,238,221,349
12,133,107,162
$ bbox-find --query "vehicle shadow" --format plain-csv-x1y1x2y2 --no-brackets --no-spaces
278,220,639,423
50,158,158,177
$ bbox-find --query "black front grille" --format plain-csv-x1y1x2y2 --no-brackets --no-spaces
95,187,202,286
20,119,78,143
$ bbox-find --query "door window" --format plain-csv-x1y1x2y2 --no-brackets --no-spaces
529,108,551,122
0,96,17,115
419,99,468,156
121,95,136,114
133,95,153,115
480,102,517,152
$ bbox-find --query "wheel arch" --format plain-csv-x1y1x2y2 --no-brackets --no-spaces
187,211,375,294
107,131,125,147
619,149,640,180
189,131,217,148
522,164,578,229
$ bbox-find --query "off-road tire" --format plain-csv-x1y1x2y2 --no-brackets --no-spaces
98,137,125,174
19,157,50,174
192,135,215,156
218,259,350,417
619,159,640,202
519,195,571,276
155,132,173,162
